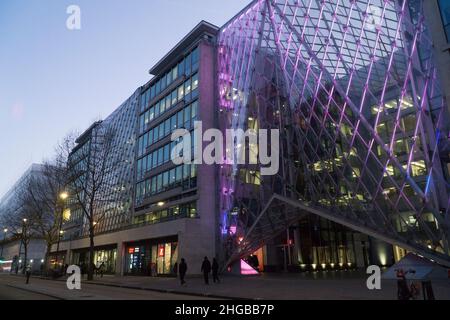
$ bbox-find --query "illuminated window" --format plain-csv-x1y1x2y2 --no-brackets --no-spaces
63,208,71,221
394,139,407,156
411,160,427,177
352,167,360,178
192,73,199,91
399,95,414,110
340,124,352,137
384,165,395,177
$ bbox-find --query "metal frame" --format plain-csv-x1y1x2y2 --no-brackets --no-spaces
218,0,450,267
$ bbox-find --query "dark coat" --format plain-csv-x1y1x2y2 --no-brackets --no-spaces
201,259,211,273
212,260,219,272
179,261,187,275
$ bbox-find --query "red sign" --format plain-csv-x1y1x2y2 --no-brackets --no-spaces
158,245,165,257
128,247,135,254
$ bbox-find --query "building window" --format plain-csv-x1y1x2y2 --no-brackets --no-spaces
438,0,450,42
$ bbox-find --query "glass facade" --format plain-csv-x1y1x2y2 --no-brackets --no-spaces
218,0,450,267
71,246,117,274
438,0,450,42
135,44,202,231
125,237,178,276
140,47,199,113
65,89,140,238
133,201,197,225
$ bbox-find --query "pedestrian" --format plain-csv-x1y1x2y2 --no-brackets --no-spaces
173,261,178,276
147,261,153,277
25,264,32,284
396,269,411,300
179,258,187,286
212,258,220,283
99,262,105,278
80,263,86,279
201,256,211,285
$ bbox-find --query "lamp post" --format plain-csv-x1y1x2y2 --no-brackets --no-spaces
0,228,7,259
21,218,27,274
55,192,68,269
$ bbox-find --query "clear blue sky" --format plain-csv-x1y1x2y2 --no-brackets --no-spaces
0,0,250,198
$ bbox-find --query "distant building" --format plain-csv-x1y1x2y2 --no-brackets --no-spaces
0,164,47,273
50,1,450,276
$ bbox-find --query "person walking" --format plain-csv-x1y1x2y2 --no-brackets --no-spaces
99,262,105,278
212,258,220,283
201,256,211,285
396,268,411,300
25,264,31,284
179,258,187,286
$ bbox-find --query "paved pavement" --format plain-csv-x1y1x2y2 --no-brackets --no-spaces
2,270,450,300
88,271,450,300
0,273,216,300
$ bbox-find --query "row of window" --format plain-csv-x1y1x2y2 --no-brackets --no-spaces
135,164,197,203
376,114,417,138
239,169,261,185
140,47,199,112
370,95,414,115
384,160,427,178
132,201,197,225
138,101,199,157
137,130,197,180
139,73,199,133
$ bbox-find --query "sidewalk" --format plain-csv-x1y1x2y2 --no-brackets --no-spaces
26,270,450,300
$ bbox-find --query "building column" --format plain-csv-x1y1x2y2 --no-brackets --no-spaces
293,224,302,264
116,242,124,276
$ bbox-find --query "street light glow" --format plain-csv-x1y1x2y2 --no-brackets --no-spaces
3,228,7,233
23,218,27,223
59,192,69,200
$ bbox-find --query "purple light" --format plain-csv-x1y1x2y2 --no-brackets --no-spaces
240,259,259,275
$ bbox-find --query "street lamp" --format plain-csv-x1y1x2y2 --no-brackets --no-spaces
20,219,28,274
0,228,7,259
55,191,68,269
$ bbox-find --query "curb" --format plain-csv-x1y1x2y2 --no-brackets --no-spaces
6,284,66,300
7,274,251,300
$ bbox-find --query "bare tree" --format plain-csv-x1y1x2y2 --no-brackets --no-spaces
21,134,76,274
68,124,124,280
0,188,34,274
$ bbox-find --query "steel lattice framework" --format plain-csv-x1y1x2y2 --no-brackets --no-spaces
217,0,450,267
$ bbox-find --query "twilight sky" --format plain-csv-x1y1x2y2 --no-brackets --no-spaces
0,0,250,198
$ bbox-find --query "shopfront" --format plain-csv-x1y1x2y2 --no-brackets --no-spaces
125,236,178,276
71,245,117,274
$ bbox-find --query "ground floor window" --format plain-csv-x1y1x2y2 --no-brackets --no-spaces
125,236,178,276
71,246,117,274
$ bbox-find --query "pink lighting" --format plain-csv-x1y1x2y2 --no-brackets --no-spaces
240,259,259,275
217,0,448,266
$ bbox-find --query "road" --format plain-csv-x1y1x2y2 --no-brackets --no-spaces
0,274,217,300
